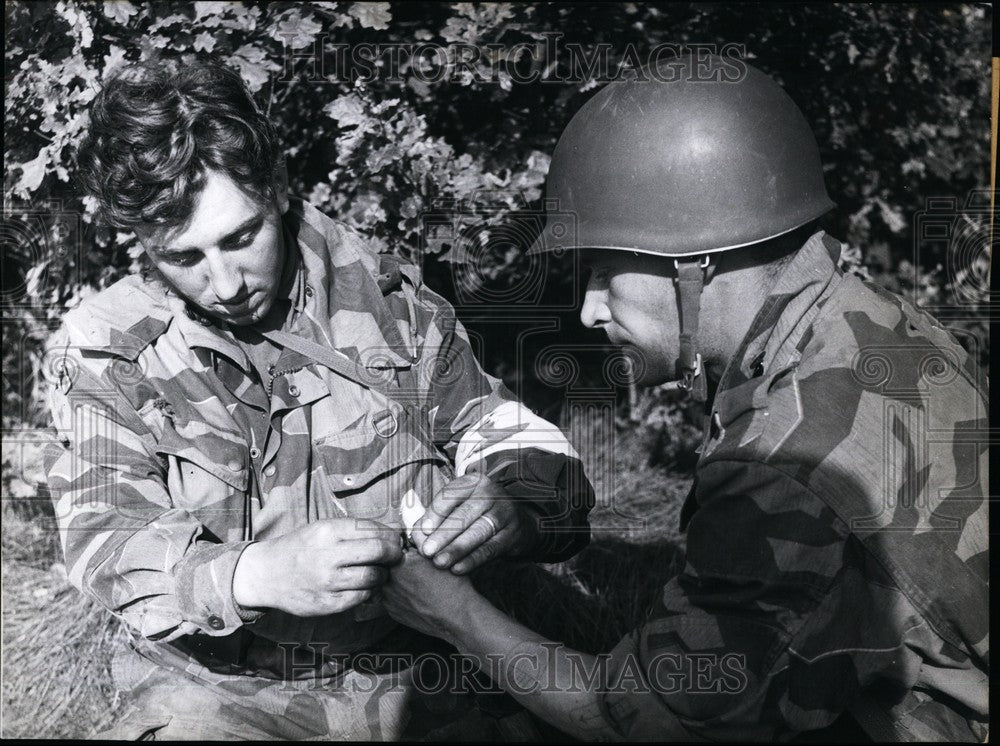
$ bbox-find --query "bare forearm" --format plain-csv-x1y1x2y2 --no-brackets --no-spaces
385,555,692,740
442,593,620,741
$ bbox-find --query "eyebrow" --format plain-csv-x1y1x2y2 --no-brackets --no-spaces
152,213,265,255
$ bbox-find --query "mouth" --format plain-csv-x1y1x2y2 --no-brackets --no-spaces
604,330,626,346
220,291,279,327
217,291,258,315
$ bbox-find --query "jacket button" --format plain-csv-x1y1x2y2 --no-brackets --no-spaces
305,285,314,297
343,476,355,486
227,459,243,472
288,384,300,397
207,615,225,630
249,447,261,459
267,364,276,376
263,465,276,478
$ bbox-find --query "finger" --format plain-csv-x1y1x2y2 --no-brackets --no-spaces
332,565,388,591
331,517,396,541
349,517,398,536
429,512,501,569
422,498,492,558
408,524,429,554
338,536,404,567
451,528,516,574
419,476,480,536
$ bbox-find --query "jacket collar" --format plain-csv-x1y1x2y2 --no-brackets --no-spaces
713,231,844,426
291,199,415,370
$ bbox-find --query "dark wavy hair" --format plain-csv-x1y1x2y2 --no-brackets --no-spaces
77,59,280,228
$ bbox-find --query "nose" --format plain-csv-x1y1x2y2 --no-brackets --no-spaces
580,277,611,329
205,249,245,304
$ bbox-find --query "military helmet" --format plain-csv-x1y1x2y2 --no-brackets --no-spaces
529,54,834,258
529,55,835,400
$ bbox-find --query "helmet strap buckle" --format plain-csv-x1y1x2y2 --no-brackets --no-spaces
673,256,710,402
678,353,703,388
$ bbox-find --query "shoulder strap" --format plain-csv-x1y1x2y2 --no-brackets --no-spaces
254,326,426,420
254,327,395,398
251,252,422,404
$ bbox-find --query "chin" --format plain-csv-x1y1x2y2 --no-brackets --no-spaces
618,344,671,387
635,364,677,389
223,293,275,326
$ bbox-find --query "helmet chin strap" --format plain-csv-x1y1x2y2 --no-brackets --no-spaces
672,256,712,402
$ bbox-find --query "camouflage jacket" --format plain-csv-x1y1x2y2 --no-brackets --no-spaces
44,198,593,677
602,232,988,741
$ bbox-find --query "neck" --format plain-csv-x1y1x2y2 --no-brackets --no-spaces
697,229,809,383
699,265,776,384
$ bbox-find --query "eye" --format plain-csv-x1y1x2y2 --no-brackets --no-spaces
226,230,256,250
161,251,201,268
222,219,264,251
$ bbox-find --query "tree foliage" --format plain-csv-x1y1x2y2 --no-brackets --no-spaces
3,1,992,433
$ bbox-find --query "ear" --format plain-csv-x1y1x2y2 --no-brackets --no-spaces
272,158,290,215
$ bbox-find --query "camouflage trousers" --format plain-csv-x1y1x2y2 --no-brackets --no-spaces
99,631,541,741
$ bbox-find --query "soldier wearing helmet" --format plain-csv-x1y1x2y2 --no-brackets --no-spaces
384,54,988,741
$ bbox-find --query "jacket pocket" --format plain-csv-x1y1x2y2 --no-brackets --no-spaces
154,423,249,510
315,422,446,522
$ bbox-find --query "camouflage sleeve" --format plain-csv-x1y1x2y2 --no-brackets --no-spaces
43,328,259,642
600,459,922,740
406,281,594,561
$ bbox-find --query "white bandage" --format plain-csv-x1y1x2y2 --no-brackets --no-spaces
453,401,578,477
400,489,425,539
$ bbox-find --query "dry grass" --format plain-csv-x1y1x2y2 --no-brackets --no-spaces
0,421,692,738
1,506,129,739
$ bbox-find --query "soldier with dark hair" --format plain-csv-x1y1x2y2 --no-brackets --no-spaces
384,55,989,742
44,59,594,740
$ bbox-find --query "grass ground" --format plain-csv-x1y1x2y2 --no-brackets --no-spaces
0,422,692,739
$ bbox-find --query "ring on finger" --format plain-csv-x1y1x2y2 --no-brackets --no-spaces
478,513,499,538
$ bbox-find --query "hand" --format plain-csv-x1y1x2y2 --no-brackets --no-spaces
232,518,403,617
416,473,541,574
382,549,476,639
